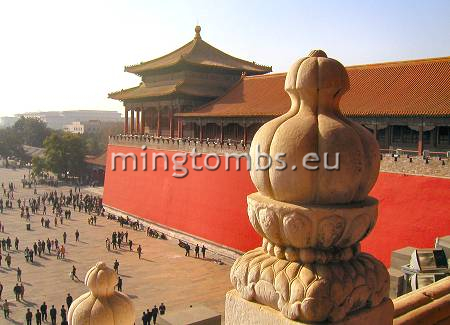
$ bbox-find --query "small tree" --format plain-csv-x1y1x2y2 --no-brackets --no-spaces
31,156,47,178
13,116,51,147
43,132,86,179
0,127,26,167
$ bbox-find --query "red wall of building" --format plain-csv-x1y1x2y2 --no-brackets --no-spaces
104,145,450,266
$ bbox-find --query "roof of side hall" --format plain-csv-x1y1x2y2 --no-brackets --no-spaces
178,56,450,118
124,26,272,76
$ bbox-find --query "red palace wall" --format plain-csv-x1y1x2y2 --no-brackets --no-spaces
103,145,450,266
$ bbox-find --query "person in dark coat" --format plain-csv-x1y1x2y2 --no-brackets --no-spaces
36,309,42,325
25,308,33,325
50,305,57,325
151,305,158,324
60,305,67,321
159,303,166,315
40,302,48,321
66,293,73,309
141,311,148,325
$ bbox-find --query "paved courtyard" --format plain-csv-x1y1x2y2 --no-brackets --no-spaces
0,168,233,324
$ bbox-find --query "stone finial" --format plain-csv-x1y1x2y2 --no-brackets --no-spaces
250,50,380,204
228,51,392,324
194,25,202,39
68,262,135,325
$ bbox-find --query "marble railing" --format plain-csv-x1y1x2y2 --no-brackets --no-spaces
109,134,249,155
393,277,450,324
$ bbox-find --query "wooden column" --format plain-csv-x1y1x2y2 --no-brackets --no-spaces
432,126,437,148
199,121,203,141
169,108,174,138
130,109,135,134
436,126,440,146
418,124,424,155
141,109,146,134
177,118,183,138
386,125,391,148
243,123,248,144
220,121,224,143
156,111,161,137
124,108,129,134
136,110,141,135
149,110,153,135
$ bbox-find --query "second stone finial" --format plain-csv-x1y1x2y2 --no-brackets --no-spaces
68,262,135,325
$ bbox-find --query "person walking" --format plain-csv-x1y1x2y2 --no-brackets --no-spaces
137,245,142,259
117,277,122,292
50,305,57,325
40,302,48,322
75,230,79,242
5,253,11,267
26,308,33,325
159,303,166,315
0,281,3,300
142,311,148,325
60,305,67,322
113,259,119,274
195,244,200,258
2,299,9,319
13,283,21,301
151,305,158,325
17,266,22,282
63,232,67,244
36,309,42,325
20,282,25,300
201,245,207,259
60,245,65,259
71,266,79,281
66,293,73,309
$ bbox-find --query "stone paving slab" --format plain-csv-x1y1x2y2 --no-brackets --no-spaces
0,168,233,324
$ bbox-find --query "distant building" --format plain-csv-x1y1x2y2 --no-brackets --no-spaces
0,116,18,127
63,121,85,134
16,110,122,130
83,120,102,134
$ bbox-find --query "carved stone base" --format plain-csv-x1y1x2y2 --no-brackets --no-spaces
247,193,378,250
225,289,394,325
230,248,389,323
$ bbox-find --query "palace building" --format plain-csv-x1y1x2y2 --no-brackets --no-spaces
104,27,450,269
109,26,271,139
110,26,450,155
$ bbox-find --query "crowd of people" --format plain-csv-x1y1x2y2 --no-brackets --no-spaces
141,303,166,325
0,176,104,324
1,172,225,324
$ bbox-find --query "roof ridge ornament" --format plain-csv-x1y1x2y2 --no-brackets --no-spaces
194,25,201,40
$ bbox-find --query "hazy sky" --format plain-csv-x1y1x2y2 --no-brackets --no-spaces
0,0,449,117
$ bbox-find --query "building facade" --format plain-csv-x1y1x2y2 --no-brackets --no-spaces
63,121,84,134
180,57,450,154
110,27,450,155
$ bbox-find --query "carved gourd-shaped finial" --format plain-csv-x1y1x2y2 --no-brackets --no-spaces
68,262,135,325
250,50,380,204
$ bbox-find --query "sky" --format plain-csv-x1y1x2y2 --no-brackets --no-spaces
0,0,449,117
